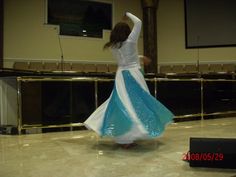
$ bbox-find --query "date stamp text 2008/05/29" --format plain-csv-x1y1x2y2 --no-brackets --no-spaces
182,151,224,161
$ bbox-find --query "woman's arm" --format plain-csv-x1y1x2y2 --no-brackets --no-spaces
125,12,142,43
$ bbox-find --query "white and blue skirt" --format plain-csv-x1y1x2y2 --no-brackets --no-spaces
84,67,174,144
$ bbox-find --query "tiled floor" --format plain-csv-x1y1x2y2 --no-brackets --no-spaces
0,118,236,177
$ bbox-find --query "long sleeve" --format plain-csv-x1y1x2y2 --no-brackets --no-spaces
126,12,142,43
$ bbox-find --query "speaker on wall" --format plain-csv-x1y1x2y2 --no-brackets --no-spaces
189,137,236,169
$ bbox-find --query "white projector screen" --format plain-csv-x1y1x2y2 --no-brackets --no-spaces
185,0,236,48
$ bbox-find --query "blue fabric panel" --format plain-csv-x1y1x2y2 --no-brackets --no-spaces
122,70,174,137
100,86,133,137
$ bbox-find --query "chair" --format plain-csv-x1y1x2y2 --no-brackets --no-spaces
209,64,222,73
58,63,71,71
159,65,172,74
83,64,96,73
71,63,84,72
199,64,209,74
43,62,58,71
96,64,108,73
222,64,235,73
184,64,198,73
13,62,29,70
29,62,44,71
108,64,117,73
172,65,185,73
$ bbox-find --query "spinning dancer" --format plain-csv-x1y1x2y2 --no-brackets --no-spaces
84,12,174,148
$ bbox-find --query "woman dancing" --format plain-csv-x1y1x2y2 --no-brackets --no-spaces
84,12,173,148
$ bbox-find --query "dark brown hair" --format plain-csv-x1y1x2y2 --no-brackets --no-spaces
103,22,131,49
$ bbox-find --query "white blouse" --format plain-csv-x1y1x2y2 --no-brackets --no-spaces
111,12,142,69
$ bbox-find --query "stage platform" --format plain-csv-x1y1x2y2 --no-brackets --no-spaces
0,117,235,177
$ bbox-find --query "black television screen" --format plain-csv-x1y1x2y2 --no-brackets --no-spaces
185,0,236,48
47,0,112,38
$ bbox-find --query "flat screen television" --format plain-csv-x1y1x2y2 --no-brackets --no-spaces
47,0,112,38
185,0,236,48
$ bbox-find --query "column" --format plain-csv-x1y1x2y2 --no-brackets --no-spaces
141,0,159,73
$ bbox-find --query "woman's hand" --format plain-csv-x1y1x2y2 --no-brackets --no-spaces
142,56,152,66
122,12,129,21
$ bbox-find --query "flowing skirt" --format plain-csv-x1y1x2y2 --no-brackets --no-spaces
84,67,174,144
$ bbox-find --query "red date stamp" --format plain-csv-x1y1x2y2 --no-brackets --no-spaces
182,151,224,161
